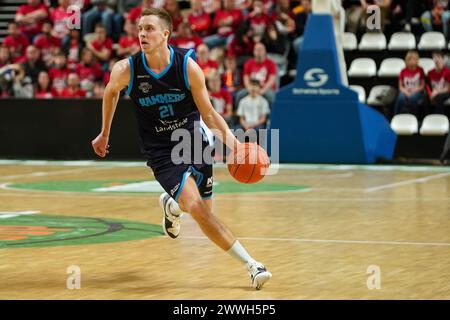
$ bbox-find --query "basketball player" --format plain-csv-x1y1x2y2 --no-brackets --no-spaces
91,8,272,290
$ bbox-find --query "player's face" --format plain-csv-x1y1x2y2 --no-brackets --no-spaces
138,15,169,53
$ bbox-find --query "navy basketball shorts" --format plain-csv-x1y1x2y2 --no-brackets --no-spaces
151,162,213,203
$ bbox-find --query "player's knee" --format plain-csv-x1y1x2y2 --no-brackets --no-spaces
183,198,210,221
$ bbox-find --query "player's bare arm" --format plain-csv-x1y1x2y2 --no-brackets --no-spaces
91,58,130,158
187,58,239,150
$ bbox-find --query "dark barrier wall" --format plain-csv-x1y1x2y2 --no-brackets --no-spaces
0,98,143,160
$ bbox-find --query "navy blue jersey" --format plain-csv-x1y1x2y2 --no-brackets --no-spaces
126,46,205,168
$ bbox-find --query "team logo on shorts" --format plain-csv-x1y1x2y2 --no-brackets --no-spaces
170,183,181,196
139,82,152,94
206,177,213,188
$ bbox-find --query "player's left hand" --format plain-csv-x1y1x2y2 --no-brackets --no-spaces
91,133,110,158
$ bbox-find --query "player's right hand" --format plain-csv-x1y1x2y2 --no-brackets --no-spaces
91,133,110,158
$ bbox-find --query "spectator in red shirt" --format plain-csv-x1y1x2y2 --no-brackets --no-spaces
48,52,70,96
236,42,277,106
0,46,11,68
116,20,140,59
188,0,212,37
394,51,426,118
428,51,450,117
203,0,243,49
127,0,157,23
165,0,183,38
202,0,221,14
196,43,219,78
248,0,271,39
171,23,204,50
34,22,62,67
49,0,76,44
3,22,30,63
208,71,233,125
59,72,86,98
15,0,48,41
35,70,56,98
93,81,105,98
86,23,113,65
76,48,103,95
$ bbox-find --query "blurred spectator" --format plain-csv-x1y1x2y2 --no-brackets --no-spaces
203,0,243,49
171,23,204,50
35,70,56,98
207,71,233,126
248,0,271,39
60,73,86,97
196,44,219,78
116,20,140,58
188,0,212,37
227,20,255,67
86,23,113,65
3,22,30,63
0,63,33,98
201,0,221,15
394,51,426,118
76,48,103,94
428,51,450,116
62,29,83,70
0,46,11,68
34,22,62,67
421,0,450,40
361,0,392,32
262,21,289,76
49,0,72,43
292,0,311,53
221,55,243,95
93,81,105,98
15,0,49,41
103,58,117,85
270,0,296,35
344,0,363,34
82,0,115,37
127,0,157,23
48,52,70,96
236,42,277,106
164,0,183,37
235,80,270,140
23,45,47,83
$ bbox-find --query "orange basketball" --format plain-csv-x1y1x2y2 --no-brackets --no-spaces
227,142,270,184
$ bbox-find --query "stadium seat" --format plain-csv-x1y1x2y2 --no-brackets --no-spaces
418,32,446,50
349,85,366,103
390,114,419,135
388,32,416,50
358,32,387,51
348,58,377,77
378,58,405,77
367,85,397,107
419,58,435,74
419,114,449,135
342,32,358,51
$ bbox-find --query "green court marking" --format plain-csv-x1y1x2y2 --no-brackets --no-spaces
0,214,163,249
7,180,308,194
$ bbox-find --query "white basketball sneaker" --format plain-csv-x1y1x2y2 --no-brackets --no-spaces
246,260,272,290
159,193,182,239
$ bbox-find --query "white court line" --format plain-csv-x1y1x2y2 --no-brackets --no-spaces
2,160,450,173
183,236,450,247
365,172,450,193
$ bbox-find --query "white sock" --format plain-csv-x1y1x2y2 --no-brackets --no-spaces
227,240,254,265
168,197,183,216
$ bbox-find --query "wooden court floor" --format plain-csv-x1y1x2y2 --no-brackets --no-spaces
0,161,450,299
